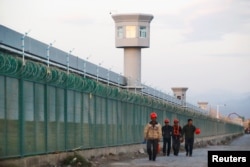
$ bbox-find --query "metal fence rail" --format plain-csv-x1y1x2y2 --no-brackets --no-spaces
0,51,243,159
0,25,223,114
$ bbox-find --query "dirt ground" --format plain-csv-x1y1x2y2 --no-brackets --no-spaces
88,146,197,166
0,134,242,167
89,134,240,167
88,151,148,167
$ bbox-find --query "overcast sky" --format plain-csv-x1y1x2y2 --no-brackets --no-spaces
1,0,250,104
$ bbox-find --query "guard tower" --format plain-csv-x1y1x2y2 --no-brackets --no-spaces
198,102,209,111
171,87,188,106
112,13,154,88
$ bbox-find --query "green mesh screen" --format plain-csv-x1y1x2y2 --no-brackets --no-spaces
0,51,244,158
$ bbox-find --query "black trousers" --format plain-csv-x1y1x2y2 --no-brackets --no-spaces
185,138,194,156
163,137,171,155
147,139,158,160
172,137,180,156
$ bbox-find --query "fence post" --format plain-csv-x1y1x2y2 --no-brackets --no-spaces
64,89,68,150
105,96,109,146
44,84,48,154
19,79,24,157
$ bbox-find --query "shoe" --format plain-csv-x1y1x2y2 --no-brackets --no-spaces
163,153,166,156
167,154,170,156
186,153,188,156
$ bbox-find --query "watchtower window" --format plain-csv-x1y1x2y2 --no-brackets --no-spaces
117,26,123,38
139,26,147,38
126,26,136,38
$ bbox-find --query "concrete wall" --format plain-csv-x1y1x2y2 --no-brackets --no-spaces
0,25,126,85
0,24,207,114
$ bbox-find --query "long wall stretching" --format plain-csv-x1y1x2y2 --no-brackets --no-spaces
0,51,243,159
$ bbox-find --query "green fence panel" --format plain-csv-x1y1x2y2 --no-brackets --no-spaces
88,93,95,148
23,81,35,155
66,90,75,150
0,76,6,157
82,93,90,148
46,86,57,152
4,77,20,157
75,92,83,149
0,51,244,159
9,77,20,157
57,88,66,151
34,83,46,154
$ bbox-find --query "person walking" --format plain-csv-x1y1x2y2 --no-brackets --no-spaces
162,118,173,156
182,118,196,157
172,119,182,156
144,112,162,161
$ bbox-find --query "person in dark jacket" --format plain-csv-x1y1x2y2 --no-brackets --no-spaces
162,119,173,156
182,119,196,157
172,119,182,156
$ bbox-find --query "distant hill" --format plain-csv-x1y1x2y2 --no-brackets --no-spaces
223,95,250,120
189,91,250,119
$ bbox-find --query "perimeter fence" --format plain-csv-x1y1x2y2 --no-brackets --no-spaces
0,51,243,158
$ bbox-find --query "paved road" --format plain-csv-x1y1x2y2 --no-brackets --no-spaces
108,134,250,167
